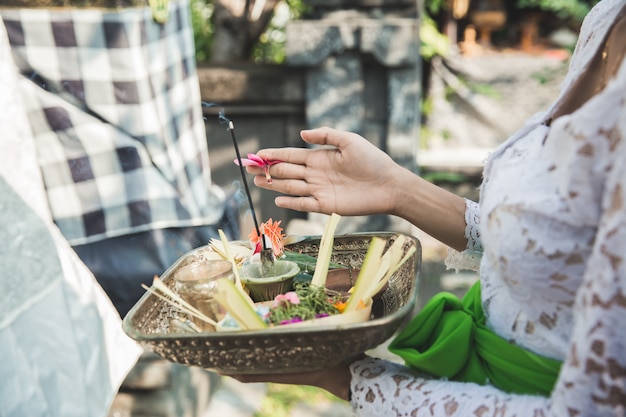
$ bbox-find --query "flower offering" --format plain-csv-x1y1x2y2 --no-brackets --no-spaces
207,213,416,331
266,284,344,325
142,212,416,332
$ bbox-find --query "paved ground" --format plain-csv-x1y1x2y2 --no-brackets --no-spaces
202,378,355,417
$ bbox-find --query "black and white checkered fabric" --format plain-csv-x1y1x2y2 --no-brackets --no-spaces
0,0,225,246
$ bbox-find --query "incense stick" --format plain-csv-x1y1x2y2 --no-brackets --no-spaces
142,278,218,327
201,101,267,251
141,284,218,327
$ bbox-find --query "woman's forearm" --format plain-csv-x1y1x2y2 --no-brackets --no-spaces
390,166,468,252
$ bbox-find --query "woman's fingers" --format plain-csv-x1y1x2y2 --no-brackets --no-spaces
257,147,311,165
271,161,309,180
246,161,308,181
300,126,353,148
253,176,309,196
257,127,352,162
249,174,325,213
275,195,322,213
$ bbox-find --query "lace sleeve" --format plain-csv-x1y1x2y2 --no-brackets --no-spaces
444,199,483,272
349,357,548,417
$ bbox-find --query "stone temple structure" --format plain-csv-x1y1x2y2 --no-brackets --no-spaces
285,0,421,233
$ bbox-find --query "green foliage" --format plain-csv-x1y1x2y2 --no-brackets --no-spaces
419,0,450,61
192,0,595,64
190,0,214,62
267,283,342,325
531,63,568,85
192,0,443,63
255,384,343,417
424,0,447,16
422,170,467,183
467,82,500,99
516,0,599,22
189,0,309,63
252,0,311,64
420,16,450,61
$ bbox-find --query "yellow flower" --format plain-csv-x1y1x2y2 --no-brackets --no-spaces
334,300,348,313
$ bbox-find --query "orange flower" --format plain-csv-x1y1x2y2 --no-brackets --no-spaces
249,218,286,258
334,300,347,313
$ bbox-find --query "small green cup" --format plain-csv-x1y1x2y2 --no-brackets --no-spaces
240,260,300,302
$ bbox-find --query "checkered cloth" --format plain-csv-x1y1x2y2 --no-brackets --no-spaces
0,0,225,246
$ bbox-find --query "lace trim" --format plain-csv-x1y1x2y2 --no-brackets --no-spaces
349,356,548,417
445,199,483,272
445,249,483,272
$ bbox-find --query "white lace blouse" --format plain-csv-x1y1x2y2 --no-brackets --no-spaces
349,1,626,415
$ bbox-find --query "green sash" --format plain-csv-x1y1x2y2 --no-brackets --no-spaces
388,281,562,396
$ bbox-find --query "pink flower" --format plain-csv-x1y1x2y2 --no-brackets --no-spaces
234,153,281,183
280,317,303,325
251,240,262,255
272,291,300,308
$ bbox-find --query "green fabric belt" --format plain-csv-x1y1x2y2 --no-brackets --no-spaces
388,280,562,396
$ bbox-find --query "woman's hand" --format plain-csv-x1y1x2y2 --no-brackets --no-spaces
224,359,354,401
249,127,403,216
249,126,469,251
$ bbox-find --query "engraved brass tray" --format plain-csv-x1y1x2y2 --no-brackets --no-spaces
122,232,421,374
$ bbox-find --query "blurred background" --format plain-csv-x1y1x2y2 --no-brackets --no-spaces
199,0,587,238
144,0,594,415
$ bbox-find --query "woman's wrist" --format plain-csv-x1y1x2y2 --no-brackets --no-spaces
312,362,353,401
391,166,468,251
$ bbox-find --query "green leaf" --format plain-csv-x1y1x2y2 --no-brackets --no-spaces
212,278,268,330
311,213,342,288
282,251,343,274
344,237,386,313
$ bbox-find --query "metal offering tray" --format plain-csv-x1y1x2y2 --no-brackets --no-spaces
122,232,421,374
